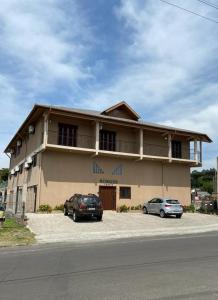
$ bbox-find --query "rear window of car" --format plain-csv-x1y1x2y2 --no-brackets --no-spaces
82,197,101,205
166,199,180,204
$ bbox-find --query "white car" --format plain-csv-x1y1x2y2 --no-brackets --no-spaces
143,198,183,218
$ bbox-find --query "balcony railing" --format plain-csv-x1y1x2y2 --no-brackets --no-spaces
47,130,200,162
100,139,138,154
48,130,95,149
143,143,168,157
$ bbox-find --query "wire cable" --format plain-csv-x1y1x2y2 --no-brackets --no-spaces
159,0,218,24
196,0,218,10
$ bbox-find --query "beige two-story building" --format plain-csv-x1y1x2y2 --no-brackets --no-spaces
4,101,211,213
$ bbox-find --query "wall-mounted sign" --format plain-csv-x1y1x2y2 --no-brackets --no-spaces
99,179,118,185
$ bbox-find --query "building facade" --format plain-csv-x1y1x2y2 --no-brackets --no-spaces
4,101,211,213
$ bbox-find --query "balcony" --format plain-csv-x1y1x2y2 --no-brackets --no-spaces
45,128,201,165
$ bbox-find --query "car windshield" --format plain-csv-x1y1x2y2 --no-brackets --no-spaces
82,197,100,205
166,199,180,204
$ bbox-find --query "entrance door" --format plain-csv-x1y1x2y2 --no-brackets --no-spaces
15,187,23,214
99,186,116,210
26,186,37,213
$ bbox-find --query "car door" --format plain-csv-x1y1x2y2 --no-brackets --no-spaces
147,198,156,213
68,196,74,213
151,198,160,214
155,198,163,214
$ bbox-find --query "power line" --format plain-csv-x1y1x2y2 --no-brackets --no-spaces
196,0,218,10
159,0,218,24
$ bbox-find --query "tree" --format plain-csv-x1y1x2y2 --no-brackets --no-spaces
0,168,9,183
191,168,216,194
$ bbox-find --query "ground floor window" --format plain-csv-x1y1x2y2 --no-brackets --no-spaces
119,186,131,199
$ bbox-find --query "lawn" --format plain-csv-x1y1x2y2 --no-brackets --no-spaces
0,217,36,247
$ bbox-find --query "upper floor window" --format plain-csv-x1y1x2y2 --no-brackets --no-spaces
58,123,77,147
32,154,37,167
100,130,116,151
172,140,182,158
20,163,23,174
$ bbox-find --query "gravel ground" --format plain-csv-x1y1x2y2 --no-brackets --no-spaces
26,211,218,244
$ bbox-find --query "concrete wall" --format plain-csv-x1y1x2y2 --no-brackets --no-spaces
39,150,191,209
10,118,44,169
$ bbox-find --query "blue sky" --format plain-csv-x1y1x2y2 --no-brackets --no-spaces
0,0,218,168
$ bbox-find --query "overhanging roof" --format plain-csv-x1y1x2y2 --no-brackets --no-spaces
4,103,212,152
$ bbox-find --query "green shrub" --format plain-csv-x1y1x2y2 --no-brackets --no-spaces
54,204,64,211
118,205,129,213
183,204,195,213
134,204,142,210
130,206,135,210
38,204,52,213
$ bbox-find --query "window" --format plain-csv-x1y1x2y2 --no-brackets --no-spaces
20,163,23,174
120,187,131,199
58,123,77,147
100,130,116,151
32,154,37,167
172,140,182,158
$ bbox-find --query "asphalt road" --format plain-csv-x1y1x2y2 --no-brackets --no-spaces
1,233,218,300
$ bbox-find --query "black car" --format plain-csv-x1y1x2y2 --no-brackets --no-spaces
64,194,103,222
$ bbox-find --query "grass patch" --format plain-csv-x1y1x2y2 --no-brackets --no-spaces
0,217,36,247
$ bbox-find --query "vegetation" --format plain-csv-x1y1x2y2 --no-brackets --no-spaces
0,168,9,184
0,217,35,247
183,204,195,213
118,205,129,212
54,204,64,211
191,168,216,194
38,204,52,213
118,204,142,212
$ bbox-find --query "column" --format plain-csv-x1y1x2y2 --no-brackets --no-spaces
168,133,172,162
43,113,48,147
199,141,202,163
95,121,99,155
194,140,198,162
139,128,143,159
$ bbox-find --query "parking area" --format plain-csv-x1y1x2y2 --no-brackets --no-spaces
26,211,218,244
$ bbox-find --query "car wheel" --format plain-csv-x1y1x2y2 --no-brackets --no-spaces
72,211,79,222
176,214,182,218
160,210,165,218
64,207,68,216
143,206,148,214
97,215,102,221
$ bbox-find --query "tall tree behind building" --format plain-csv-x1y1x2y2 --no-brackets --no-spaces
0,168,9,183
191,169,216,194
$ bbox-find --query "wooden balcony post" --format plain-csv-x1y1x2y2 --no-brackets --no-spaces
95,121,99,155
194,140,198,162
139,128,143,159
199,140,202,163
43,113,48,147
168,133,172,162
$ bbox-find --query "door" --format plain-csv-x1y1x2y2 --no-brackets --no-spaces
153,198,162,214
15,187,23,214
99,186,116,210
147,198,156,213
26,186,37,213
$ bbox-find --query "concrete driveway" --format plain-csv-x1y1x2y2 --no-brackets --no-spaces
26,211,218,244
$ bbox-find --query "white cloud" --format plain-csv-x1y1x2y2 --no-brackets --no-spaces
0,0,92,90
0,0,94,167
83,0,218,169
